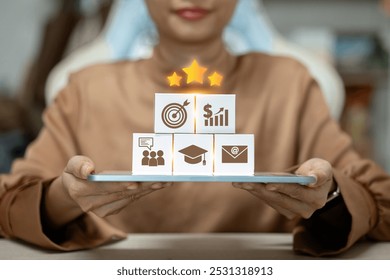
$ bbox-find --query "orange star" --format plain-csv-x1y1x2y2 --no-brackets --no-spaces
208,72,223,86
167,72,182,86
182,59,207,84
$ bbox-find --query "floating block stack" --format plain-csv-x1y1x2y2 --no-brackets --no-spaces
132,93,254,175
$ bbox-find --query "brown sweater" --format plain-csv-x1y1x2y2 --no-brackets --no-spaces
0,53,389,256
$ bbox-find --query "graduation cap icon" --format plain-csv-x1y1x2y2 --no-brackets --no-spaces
179,145,208,165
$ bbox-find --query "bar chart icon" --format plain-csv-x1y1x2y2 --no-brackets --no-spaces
196,95,235,134
203,104,229,127
204,109,229,127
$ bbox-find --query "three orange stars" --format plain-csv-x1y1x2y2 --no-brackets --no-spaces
167,59,223,87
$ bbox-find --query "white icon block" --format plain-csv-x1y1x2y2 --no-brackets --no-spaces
214,134,254,175
195,94,235,134
173,134,214,175
132,133,173,175
155,93,195,134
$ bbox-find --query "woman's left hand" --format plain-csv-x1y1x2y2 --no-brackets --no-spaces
232,158,335,220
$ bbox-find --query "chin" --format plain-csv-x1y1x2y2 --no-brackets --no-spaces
166,17,221,44
173,28,218,44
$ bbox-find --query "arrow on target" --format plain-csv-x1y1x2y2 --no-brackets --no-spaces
183,99,190,107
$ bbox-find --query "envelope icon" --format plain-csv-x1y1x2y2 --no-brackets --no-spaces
222,146,248,163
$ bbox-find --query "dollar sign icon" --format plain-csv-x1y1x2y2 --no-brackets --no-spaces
203,104,213,119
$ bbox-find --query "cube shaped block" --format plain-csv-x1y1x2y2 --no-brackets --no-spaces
195,94,235,134
214,134,254,175
155,93,195,134
173,134,214,175
132,133,173,175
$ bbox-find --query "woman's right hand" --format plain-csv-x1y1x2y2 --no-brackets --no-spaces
44,155,171,230
61,156,171,218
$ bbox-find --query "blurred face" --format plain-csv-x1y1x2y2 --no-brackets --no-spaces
145,0,238,44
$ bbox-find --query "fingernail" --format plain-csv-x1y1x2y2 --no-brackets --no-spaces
151,183,163,190
308,173,318,185
127,184,138,190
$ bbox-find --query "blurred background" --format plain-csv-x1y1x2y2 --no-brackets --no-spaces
0,0,389,173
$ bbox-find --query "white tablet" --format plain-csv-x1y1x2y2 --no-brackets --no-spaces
88,171,316,185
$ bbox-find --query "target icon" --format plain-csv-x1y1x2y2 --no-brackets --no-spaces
162,99,190,129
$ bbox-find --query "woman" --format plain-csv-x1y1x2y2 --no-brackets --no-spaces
0,0,389,256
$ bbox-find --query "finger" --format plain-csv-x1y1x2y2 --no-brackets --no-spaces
82,181,140,196
152,181,173,190
266,183,327,209
72,179,170,197
265,183,308,200
138,181,173,191
79,181,164,211
233,182,265,190
245,184,315,219
63,173,134,197
262,191,314,219
251,186,304,210
262,190,315,219
106,182,171,206
106,181,171,194
266,201,297,220
65,156,95,179
92,187,159,218
92,197,133,218
295,158,332,187
77,184,155,212
234,183,297,220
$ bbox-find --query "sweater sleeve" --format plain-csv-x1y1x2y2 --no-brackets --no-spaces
0,77,126,251
292,72,390,256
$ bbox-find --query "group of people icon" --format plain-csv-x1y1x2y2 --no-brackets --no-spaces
142,150,165,167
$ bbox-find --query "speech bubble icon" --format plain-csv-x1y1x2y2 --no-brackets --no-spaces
139,137,154,150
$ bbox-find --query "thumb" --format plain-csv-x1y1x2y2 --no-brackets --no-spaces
65,155,95,179
295,158,332,188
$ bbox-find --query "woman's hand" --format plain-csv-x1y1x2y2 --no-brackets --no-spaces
232,158,335,220
62,156,171,218
45,156,171,229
